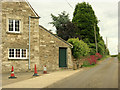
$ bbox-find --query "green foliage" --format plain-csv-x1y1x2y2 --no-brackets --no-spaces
68,38,90,59
105,48,110,55
72,2,110,55
97,39,106,55
88,39,109,56
50,11,80,41
97,37,110,56
83,61,90,66
50,11,70,31
88,43,96,55
72,2,98,43
111,55,118,57
50,2,110,57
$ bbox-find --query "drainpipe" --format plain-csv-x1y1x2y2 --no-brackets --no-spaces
28,16,31,70
28,16,40,70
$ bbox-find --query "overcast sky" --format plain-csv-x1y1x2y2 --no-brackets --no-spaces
28,0,118,55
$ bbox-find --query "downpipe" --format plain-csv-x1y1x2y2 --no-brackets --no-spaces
28,16,40,70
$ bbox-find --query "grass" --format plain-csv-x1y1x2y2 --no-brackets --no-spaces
82,64,96,68
99,55,110,61
111,55,118,57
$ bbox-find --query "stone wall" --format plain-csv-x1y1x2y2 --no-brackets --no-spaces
2,1,39,73
29,18,40,71
1,1,73,73
39,26,73,70
0,0,2,74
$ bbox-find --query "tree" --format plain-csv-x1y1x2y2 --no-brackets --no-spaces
72,2,99,43
50,11,81,41
50,11,70,31
72,2,109,55
88,43,96,55
97,39,106,55
68,38,90,59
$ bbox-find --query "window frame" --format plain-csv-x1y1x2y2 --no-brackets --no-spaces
8,19,20,33
8,49,27,59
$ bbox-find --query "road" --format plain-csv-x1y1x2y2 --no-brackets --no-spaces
47,57,118,88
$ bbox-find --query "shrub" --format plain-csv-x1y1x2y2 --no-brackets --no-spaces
90,55,97,64
82,53,103,67
88,43,96,55
68,38,90,59
111,55,118,57
83,60,90,66
82,55,97,66
95,53,102,60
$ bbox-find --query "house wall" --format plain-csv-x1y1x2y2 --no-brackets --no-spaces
39,26,73,70
2,1,40,73
0,1,2,73
1,1,73,73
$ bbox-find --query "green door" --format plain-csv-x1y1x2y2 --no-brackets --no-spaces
59,48,67,67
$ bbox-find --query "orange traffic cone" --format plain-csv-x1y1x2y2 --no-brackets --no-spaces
43,65,47,74
33,64,39,76
9,66,17,79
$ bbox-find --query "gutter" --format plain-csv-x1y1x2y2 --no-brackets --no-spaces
28,16,40,70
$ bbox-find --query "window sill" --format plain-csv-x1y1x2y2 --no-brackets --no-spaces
8,58,28,61
6,31,22,35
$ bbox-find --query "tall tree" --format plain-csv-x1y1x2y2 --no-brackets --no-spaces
72,2,109,55
50,11,80,41
72,2,99,43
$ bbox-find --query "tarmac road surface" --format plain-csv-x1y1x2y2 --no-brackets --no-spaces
47,57,118,88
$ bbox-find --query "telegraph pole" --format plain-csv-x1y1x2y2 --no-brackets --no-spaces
94,23,98,53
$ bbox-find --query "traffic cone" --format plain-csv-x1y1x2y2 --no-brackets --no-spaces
43,65,47,74
9,66,17,79
33,64,39,76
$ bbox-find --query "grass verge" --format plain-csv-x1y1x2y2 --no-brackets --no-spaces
82,64,96,68
99,55,110,61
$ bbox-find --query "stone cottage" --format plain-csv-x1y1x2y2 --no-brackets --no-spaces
1,0,73,73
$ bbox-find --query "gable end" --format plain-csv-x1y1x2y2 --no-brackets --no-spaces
39,25,73,48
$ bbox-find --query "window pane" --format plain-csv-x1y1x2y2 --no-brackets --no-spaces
9,20,13,31
16,49,20,57
22,49,26,58
9,49,14,58
9,49,11,57
9,54,11,57
12,54,14,57
9,49,27,59
15,20,19,31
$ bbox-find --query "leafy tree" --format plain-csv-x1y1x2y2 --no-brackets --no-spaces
50,11,70,31
50,11,80,41
88,43,96,55
105,48,110,55
72,2,99,43
97,39,106,55
68,38,90,59
72,2,109,55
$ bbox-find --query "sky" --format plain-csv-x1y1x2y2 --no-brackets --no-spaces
28,0,118,55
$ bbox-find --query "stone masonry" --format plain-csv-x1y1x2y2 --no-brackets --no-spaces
39,26,73,70
1,1,73,73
